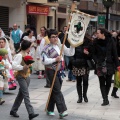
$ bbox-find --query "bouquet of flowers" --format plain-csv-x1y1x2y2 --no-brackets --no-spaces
0,56,4,70
23,55,35,65
37,39,41,45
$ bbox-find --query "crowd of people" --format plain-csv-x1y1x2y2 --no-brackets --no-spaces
0,24,120,120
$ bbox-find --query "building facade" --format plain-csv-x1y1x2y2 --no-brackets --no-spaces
78,0,120,33
0,0,120,35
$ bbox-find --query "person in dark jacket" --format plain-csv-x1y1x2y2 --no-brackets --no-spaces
111,32,120,98
70,34,93,103
92,28,120,106
20,25,31,43
58,26,70,70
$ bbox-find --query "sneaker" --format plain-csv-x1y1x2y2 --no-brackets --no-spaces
38,75,44,79
47,111,55,116
59,111,68,119
72,80,76,82
0,99,5,105
66,79,71,82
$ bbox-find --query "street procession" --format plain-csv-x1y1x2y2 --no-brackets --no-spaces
0,0,120,120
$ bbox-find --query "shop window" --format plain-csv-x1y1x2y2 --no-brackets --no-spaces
27,15,37,37
116,21,119,30
58,7,66,13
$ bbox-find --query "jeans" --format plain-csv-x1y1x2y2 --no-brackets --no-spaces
68,70,76,81
64,56,69,69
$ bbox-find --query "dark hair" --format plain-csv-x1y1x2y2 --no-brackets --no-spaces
27,30,33,36
116,32,120,40
48,29,58,38
21,40,31,51
98,28,111,38
40,26,47,36
25,25,30,29
63,26,67,29
0,37,6,42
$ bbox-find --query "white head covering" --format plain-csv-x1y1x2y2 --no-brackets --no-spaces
0,37,12,62
0,28,5,37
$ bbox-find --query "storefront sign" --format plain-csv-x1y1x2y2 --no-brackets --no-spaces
98,16,105,25
26,5,49,15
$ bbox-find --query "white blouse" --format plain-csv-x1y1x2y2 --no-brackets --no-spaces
12,53,23,71
23,36,36,42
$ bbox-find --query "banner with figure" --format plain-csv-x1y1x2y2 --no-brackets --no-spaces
68,11,92,47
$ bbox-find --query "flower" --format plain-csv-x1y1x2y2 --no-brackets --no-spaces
37,40,41,44
23,56,34,65
0,56,3,61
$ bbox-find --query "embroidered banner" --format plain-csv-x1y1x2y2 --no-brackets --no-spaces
68,11,91,47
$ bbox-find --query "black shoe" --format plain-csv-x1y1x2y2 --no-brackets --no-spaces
77,97,82,103
10,111,19,117
44,85,50,88
101,100,109,106
29,113,39,120
83,96,88,103
111,94,119,98
0,99,5,105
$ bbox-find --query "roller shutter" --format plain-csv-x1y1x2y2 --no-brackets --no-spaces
0,6,9,35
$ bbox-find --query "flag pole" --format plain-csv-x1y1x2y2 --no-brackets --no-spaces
45,1,77,112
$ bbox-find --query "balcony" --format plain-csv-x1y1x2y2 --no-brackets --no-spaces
27,0,59,6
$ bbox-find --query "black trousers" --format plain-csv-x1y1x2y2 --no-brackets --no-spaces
98,74,113,96
47,70,67,113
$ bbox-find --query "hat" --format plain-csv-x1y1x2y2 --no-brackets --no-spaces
0,48,8,56
23,55,34,65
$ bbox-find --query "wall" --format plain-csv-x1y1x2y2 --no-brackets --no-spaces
9,4,26,32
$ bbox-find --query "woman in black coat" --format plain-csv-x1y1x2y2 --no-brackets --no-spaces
70,34,93,103
111,32,120,98
92,28,120,106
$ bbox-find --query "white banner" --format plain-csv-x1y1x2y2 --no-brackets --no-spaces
68,12,91,47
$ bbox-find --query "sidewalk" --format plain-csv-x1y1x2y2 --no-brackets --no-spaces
1,71,120,120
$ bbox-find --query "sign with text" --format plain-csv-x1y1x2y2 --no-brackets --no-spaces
26,5,49,15
98,16,105,25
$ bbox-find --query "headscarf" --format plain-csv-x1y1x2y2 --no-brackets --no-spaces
0,28,5,37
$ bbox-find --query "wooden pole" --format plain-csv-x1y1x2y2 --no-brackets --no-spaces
45,1,77,112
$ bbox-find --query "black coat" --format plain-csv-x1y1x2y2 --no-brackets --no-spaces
92,37,119,75
68,38,92,69
58,32,70,48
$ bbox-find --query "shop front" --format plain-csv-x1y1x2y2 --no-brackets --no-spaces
26,4,55,34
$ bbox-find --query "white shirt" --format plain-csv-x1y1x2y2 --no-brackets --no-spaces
39,37,61,58
41,44,75,65
12,53,24,70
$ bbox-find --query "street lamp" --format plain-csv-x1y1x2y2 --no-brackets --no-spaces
102,0,114,30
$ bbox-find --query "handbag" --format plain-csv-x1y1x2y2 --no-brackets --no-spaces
87,59,95,70
96,59,107,76
114,71,120,88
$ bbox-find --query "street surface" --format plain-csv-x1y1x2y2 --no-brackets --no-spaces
1,71,120,120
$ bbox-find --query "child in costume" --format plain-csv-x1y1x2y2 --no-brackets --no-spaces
0,48,12,105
